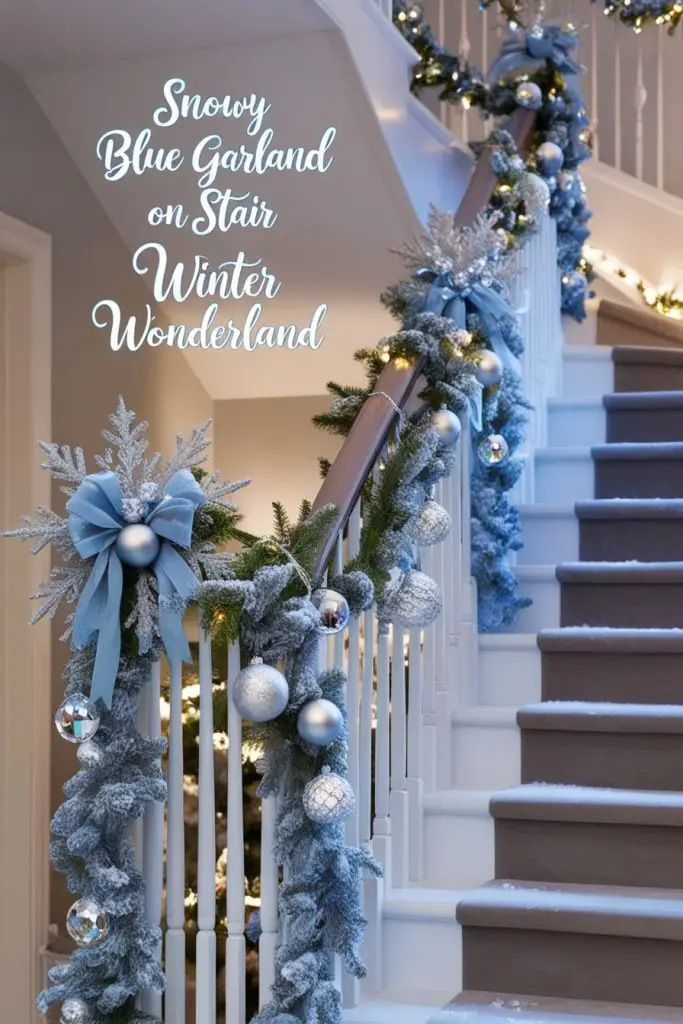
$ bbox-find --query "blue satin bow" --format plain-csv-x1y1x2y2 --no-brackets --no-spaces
425,273,520,430
488,25,584,84
67,468,206,707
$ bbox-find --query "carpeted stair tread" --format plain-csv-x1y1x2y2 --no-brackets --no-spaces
604,392,683,411
518,701,683,734
490,783,683,827
556,561,683,583
613,345,683,366
592,442,683,461
575,500,683,520
456,879,683,941
439,991,683,1023
538,628,683,654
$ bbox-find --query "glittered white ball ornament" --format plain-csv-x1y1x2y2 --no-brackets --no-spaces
55,693,100,744
303,766,356,825
232,657,289,722
474,350,504,388
431,407,462,446
297,698,343,747
76,739,103,767
410,499,452,547
114,523,160,567
518,172,550,217
515,81,542,109
311,588,350,636
66,898,110,947
478,434,510,466
536,141,564,174
384,569,443,628
60,998,91,1024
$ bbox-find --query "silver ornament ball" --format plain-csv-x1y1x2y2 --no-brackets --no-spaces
60,998,91,1024
557,170,575,192
478,433,510,466
311,588,350,636
518,172,550,217
115,523,160,568
297,698,343,747
410,499,452,547
474,350,504,388
432,407,462,446
384,569,443,628
55,693,100,744
515,81,543,110
66,898,110,947
232,658,289,722
536,141,564,174
76,739,103,767
303,768,356,825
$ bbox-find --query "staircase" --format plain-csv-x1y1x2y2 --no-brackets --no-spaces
446,318,683,1022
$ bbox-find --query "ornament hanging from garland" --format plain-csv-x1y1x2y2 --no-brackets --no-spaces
66,898,110,947
410,498,452,547
54,693,100,744
600,0,683,33
303,766,356,825
311,587,350,635
431,407,462,445
60,998,91,1024
232,657,289,722
383,568,443,628
515,80,543,109
478,433,510,466
297,697,344,746
474,350,504,388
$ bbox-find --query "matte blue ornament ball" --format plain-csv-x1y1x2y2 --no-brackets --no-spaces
536,141,564,175
232,658,289,722
431,407,462,445
297,698,343,747
115,523,160,567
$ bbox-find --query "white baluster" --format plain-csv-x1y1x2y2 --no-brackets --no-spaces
390,623,409,888
373,622,391,879
359,608,375,846
438,0,449,131
590,2,600,161
614,21,622,171
406,628,424,882
460,0,471,143
165,660,186,1024
333,534,345,669
259,794,278,1010
226,641,246,1023
657,27,664,190
635,36,647,181
482,7,490,138
343,502,362,1009
141,661,163,1018
196,631,216,1024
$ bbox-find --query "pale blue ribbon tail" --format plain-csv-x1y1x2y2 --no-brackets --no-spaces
79,549,124,709
155,543,200,666
468,384,484,431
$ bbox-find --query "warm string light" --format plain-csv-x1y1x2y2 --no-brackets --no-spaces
583,245,683,318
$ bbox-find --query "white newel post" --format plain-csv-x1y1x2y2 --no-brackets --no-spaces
165,661,186,1024
142,661,164,1019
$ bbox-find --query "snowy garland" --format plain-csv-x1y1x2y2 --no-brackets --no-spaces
315,211,532,631
3,401,247,1024
393,2,593,321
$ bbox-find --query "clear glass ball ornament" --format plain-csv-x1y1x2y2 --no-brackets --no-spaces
302,767,356,825
297,698,343,747
410,499,452,547
55,693,100,744
478,434,510,466
431,407,462,446
515,81,543,109
231,658,289,722
114,523,160,568
311,588,350,636
60,998,91,1024
66,898,110,947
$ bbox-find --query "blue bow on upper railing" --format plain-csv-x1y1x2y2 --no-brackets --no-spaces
67,468,206,708
424,273,520,429
488,25,584,84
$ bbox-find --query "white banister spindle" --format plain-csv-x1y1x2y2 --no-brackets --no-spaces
635,36,647,181
406,627,424,882
590,3,600,160
259,794,278,1009
226,641,246,1023
141,661,163,1018
196,631,216,1024
165,660,186,1024
373,622,391,867
614,22,622,171
438,0,449,131
657,28,664,190
359,608,375,846
343,502,362,1009
333,534,345,668
460,0,471,143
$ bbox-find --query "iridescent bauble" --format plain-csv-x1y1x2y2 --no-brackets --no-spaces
66,898,110,947
297,698,343,747
61,998,91,1024
55,693,100,744
410,499,452,547
536,141,564,174
303,768,355,825
478,433,509,466
431,407,462,446
232,658,289,722
474,350,504,388
384,569,443,628
114,523,160,567
515,81,542,110
311,588,350,636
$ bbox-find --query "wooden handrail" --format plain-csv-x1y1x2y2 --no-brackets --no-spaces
310,107,537,582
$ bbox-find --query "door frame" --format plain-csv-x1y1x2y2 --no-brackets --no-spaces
0,210,52,1022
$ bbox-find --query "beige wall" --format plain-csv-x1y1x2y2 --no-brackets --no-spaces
0,62,212,925
214,396,342,536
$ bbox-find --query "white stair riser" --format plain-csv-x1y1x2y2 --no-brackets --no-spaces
561,350,613,399
382,915,461,1003
518,511,579,565
548,404,605,448
501,572,560,633
535,453,594,503
423,811,494,889
451,723,520,789
478,641,542,706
